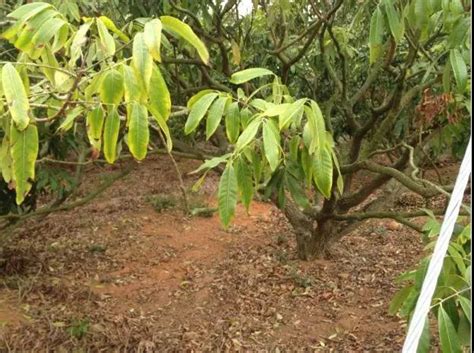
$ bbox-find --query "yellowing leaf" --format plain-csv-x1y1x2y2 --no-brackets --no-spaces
369,6,385,64
100,69,124,106
99,15,129,41
127,103,149,160
313,146,333,198
96,17,116,57
149,65,171,120
231,40,241,65
122,64,142,103
132,32,153,93
86,107,105,149
2,63,30,131
144,19,163,62
103,108,121,163
10,124,38,205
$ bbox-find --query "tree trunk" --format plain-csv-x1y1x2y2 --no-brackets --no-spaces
294,219,338,260
281,199,338,260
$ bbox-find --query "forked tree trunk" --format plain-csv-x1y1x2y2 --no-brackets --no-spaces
282,199,338,260
294,220,338,260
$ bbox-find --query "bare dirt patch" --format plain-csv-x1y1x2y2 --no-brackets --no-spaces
0,155,448,351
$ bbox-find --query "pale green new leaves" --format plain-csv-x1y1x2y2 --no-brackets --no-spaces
160,16,209,64
127,103,149,160
369,6,385,64
10,125,39,204
184,92,218,134
144,19,163,62
218,162,238,228
133,33,153,93
230,68,274,84
100,69,124,106
2,63,30,131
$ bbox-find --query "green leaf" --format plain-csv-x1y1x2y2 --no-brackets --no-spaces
389,286,413,315
262,119,281,172
279,98,306,130
132,32,153,93
147,103,172,152
10,124,38,205
57,106,82,131
103,108,121,164
2,63,30,131
230,68,274,84
235,156,254,212
160,16,209,64
369,6,385,64
8,2,52,21
122,64,142,103
417,318,431,353
450,49,468,93
99,15,129,42
235,118,262,151
225,102,241,144
305,101,326,154
96,17,116,57
100,69,124,106
144,19,163,62
447,18,470,49
313,146,333,198
383,0,404,43
286,171,310,209
458,296,471,324
218,162,238,228
127,103,149,160
190,154,232,175
40,44,59,85
13,8,56,53
206,96,229,140
263,103,291,117
149,65,171,120
187,89,215,109
87,107,105,149
438,304,462,353
185,92,218,134
31,18,67,51
0,138,13,183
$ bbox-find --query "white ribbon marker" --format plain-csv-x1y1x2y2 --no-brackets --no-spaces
402,137,472,353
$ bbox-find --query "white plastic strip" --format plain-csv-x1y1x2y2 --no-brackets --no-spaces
402,137,472,353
